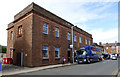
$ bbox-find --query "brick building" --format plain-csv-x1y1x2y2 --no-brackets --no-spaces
93,42,104,51
7,2,93,67
103,43,118,54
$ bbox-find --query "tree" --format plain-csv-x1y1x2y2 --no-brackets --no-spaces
2,46,7,53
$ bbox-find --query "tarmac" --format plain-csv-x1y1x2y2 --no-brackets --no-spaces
1,62,120,76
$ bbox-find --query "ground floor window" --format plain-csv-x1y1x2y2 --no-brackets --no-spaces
42,46,48,58
10,49,13,58
55,47,59,58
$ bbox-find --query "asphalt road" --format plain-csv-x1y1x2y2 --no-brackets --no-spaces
19,59,118,75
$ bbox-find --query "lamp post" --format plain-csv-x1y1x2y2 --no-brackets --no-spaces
71,26,74,63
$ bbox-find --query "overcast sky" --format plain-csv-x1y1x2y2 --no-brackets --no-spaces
0,0,119,46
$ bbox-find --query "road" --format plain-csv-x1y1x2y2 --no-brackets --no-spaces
18,59,118,75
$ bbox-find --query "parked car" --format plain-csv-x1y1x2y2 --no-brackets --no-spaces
111,55,117,60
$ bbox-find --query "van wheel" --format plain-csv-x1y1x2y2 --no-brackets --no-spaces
98,58,100,62
87,59,91,64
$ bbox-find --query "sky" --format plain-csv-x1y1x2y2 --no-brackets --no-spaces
0,0,119,46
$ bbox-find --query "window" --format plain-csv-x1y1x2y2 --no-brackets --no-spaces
43,22,48,34
18,26,22,36
89,40,90,45
112,50,115,53
79,37,81,43
67,32,70,40
55,47,59,58
111,46,115,49
55,27,59,37
10,50,13,58
11,31,13,40
74,34,77,42
42,46,48,58
85,39,87,45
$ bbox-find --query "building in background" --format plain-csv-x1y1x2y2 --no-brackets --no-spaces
6,2,93,67
92,42,104,52
103,42,118,55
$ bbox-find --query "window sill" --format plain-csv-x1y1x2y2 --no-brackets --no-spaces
55,37,59,38
55,57,60,59
42,58,49,59
43,32,48,35
17,34,22,38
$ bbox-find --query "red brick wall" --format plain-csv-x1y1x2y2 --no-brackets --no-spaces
7,12,93,67
12,13,33,67
7,28,14,58
31,13,93,66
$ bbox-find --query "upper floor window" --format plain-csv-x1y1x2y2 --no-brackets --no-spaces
55,27,59,37
55,47,59,58
111,46,115,49
74,34,77,42
43,22,48,34
89,40,91,45
11,31,13,40
67,32,70,40
18,26,22,37
42,46,48,58
85,39,87,45
79,36,81,43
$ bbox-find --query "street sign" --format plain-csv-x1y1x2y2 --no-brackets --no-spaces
70,45,73,48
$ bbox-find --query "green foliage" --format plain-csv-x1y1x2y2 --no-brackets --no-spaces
0,45,7,53
2,46,7,53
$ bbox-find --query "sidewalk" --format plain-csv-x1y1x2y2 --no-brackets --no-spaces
2,63,77,75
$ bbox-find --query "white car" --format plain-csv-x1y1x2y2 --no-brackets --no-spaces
111,56,117,60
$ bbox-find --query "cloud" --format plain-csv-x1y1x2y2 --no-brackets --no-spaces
89,28,118,43
0,0,118,46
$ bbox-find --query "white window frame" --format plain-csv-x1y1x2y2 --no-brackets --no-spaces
74,34,77,42
85,39,87,45
89,40,91,45
55,47,59,58
18,27,21,35
43,22,48,34
18,26,22,36
55,27,59,37
79,36,81,43
67,32,70,40
42,46,48,58
11,31,13,40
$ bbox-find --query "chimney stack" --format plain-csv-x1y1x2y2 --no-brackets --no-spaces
99,42,102,45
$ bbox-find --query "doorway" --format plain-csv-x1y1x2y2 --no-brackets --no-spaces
16,52,23,66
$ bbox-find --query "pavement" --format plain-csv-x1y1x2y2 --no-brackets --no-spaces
2,62,76,75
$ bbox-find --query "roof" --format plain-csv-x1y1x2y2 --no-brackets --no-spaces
102,43,116,46
7,2,92,38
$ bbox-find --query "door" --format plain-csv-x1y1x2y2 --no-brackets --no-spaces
16,52,23,66
16,53,21,66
